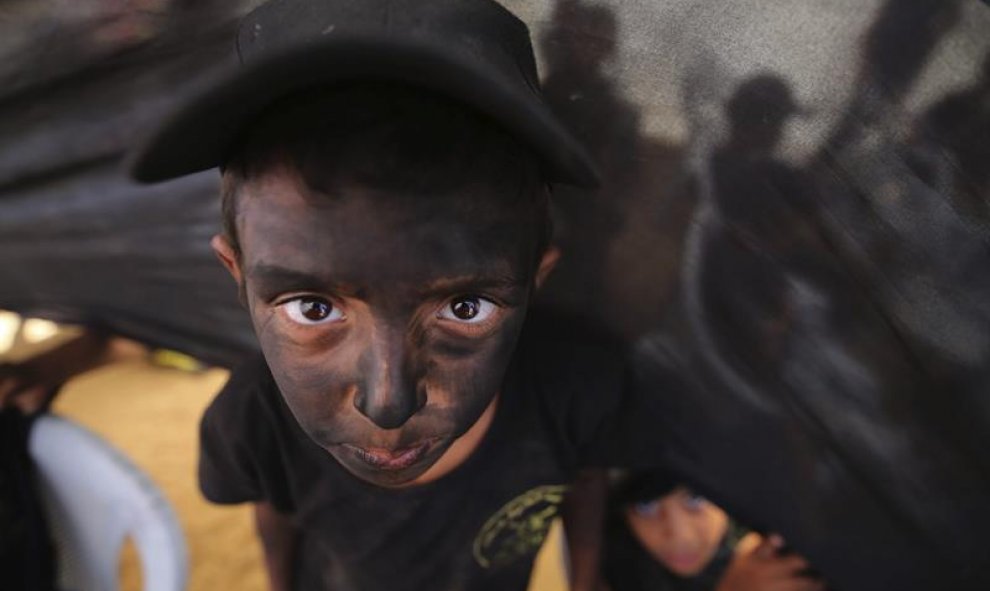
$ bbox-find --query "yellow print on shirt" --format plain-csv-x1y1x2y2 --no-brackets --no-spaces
472,484,570,569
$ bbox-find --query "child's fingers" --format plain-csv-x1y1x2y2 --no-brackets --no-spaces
757,554,813,583
754,533,784,559
776,553,811,573
781,576,826,591
761,575,823,591
735,531,763,555
767,533,786,550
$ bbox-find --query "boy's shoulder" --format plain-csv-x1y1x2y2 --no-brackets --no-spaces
202,351,308,458
512,309,634,465
205,351,281,424
515,308,628,383
199,351,301,509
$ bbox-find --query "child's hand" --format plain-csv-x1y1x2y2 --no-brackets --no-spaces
0,330,114,415
0,363,60,415
716,533,825,591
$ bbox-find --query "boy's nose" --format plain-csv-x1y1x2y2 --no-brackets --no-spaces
354,335,424,430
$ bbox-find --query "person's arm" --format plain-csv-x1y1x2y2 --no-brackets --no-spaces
0,329,117,414
254,501,299,591
716,533,825,591
561,468,608,591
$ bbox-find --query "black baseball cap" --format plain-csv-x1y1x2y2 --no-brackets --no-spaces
130,0,599,186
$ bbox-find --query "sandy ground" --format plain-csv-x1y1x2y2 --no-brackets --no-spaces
49,355,568,591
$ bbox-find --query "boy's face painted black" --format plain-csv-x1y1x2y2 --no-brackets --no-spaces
225,167,543,487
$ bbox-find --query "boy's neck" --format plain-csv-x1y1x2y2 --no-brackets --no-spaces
401,394,500,487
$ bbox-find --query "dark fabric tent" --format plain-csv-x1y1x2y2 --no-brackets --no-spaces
0,0,258,366
1,0,988,588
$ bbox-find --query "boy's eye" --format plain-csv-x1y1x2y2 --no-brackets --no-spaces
438,296,496,324
281,296,344,325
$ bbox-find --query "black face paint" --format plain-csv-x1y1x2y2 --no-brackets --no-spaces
236,168,541,487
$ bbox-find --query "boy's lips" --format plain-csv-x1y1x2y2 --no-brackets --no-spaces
342,438,440,471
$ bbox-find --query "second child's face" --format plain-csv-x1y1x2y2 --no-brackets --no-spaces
625,487,729,577
222,165,545,487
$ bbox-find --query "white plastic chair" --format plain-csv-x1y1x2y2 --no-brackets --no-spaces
28,414,188,591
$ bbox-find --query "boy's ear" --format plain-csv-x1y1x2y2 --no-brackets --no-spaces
210,234,243,285
534,246,560,290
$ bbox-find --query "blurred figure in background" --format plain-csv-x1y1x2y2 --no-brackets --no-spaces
0,323,136,591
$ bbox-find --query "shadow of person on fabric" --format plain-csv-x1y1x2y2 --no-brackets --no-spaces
702,75,838,386
536,0,690,339
912,52,990,222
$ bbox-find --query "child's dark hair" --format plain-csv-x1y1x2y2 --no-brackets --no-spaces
612,470,680,508
220,81,552,263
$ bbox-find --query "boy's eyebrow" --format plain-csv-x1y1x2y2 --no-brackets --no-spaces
420,273,529,295
247,263,362,298
247,263,527,297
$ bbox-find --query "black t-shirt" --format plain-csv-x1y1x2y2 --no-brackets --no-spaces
199,315,649,591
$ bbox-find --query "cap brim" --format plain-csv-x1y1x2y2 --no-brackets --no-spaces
129,36,599,187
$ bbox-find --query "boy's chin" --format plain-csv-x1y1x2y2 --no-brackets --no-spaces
325,437,453,488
